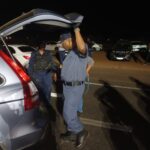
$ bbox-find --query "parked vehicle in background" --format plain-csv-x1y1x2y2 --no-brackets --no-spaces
8,44,36,68
92,42,103,51
131,41,147,52
0,8,83,150
108,40,132,61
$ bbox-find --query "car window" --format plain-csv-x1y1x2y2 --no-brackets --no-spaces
18,46,36,52
8,46,15,54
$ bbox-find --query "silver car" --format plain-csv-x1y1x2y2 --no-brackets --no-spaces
0,9,83,150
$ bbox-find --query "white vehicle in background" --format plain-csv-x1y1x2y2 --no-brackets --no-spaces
131,41,147,52
8,44,36,68
92,42,103,51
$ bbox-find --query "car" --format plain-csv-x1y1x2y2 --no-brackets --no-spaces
108,40,132,61
131,41,147,52
7,44,36,68
0,46,48,150
0,9,82,150
92,42,103,51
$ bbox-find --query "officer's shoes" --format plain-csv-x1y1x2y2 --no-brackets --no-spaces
75,129,89,149
60,131,76,142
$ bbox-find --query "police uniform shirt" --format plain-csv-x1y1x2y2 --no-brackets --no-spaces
61,50,89,82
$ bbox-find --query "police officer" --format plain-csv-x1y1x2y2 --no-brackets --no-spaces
28,42,57,114
60,27,92,148
59,47,94,113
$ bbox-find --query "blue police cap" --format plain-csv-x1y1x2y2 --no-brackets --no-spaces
60,32,71,42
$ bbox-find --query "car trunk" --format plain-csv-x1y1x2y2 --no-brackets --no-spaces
0,8,83,62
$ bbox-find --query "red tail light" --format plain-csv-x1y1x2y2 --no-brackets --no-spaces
0,51,39,111
23,55,30,60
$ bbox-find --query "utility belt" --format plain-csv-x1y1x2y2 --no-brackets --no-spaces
63,81,84,86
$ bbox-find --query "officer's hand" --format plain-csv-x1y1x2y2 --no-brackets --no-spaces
73,23,81,30
74,27,80,33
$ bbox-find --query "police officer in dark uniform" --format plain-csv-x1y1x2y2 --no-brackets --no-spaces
28,42,57,114
60,27,90,148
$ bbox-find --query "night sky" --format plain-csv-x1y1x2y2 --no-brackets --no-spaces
0,0,150,41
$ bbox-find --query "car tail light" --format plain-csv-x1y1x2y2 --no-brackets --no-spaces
23,55,30,60
0,51,40,111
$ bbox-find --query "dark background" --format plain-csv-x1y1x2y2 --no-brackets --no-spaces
0,0,149,41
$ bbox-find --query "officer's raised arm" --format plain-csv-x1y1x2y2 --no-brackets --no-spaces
74,27,86,54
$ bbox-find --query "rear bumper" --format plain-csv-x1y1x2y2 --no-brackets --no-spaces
111,53,130,60
12,121,49,150
10,109,49,150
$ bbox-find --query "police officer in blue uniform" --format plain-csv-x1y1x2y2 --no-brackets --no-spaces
28,42,57,115
58,42,94,114
60,27,91,148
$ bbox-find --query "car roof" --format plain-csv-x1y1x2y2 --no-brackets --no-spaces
0,9,83,37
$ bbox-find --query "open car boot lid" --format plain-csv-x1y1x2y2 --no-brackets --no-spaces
64,12,84,24
0,9,84,37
